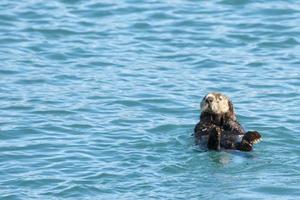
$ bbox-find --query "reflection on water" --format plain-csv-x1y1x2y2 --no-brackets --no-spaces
209,151,232,166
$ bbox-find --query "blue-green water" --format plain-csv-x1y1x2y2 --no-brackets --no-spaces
1,0,300,199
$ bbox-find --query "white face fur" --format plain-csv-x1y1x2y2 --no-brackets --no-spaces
201,93,230,114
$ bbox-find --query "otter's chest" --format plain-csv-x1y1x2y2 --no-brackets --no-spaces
220,132,243,149
198,131,244,149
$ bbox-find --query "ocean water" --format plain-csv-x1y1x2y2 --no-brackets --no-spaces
0,0,300,199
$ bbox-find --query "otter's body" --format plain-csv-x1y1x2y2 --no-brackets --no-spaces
194,93,261,151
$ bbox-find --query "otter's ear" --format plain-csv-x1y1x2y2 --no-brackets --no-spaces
227,99,236,120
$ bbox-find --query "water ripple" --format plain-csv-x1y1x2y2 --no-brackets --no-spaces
0,0,300,199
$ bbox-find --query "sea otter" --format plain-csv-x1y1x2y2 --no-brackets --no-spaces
194,92,261,151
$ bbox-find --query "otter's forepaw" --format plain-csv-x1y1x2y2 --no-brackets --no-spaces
207,127,221,151
236,140,253,152
243,131,262,145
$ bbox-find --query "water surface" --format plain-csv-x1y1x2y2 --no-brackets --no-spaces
0,0,300,199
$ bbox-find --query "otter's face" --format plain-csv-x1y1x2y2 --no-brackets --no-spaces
201,93,232,115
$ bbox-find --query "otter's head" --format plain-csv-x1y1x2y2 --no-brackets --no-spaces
200,93,236,120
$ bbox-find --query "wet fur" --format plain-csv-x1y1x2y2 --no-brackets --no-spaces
194,93,261,151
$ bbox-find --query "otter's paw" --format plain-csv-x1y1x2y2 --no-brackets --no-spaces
207,127,221,151
236,140,253,151
243,131,262,145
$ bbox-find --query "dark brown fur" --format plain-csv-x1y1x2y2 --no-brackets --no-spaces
194,94,261,151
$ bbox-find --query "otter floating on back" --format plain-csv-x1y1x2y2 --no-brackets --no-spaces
194,92,261,151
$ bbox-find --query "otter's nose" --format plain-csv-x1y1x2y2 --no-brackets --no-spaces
206,96,214,103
